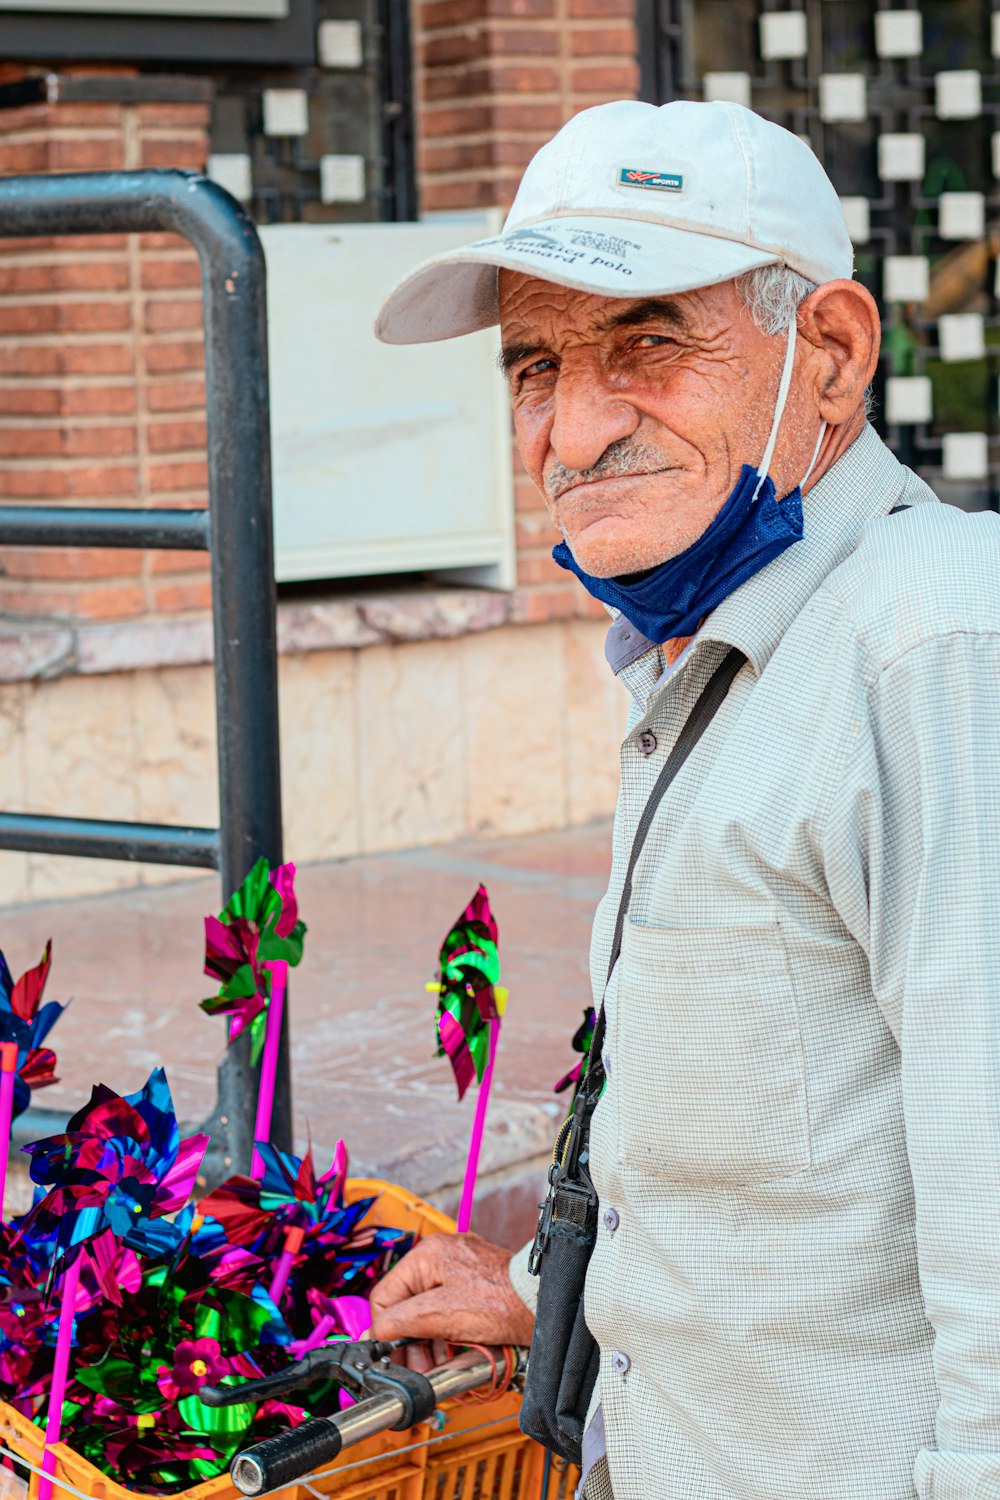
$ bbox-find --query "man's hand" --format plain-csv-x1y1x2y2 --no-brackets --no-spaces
370,1232,535,1350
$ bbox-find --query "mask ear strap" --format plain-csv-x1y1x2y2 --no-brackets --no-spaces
800,420,828,490
752,317,798,502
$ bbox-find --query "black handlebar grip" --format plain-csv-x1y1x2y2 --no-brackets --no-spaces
230,1417,344,1495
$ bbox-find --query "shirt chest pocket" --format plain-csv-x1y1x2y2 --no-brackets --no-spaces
615,918,811,1185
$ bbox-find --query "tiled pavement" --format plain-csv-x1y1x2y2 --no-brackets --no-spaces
0,821,613,1248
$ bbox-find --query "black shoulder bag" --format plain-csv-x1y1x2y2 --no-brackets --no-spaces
518,647,747,1466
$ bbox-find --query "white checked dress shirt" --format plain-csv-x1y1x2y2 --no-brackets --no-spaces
509,425,1000,1500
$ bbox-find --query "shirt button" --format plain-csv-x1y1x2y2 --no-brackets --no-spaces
610,1351,631,1375
637,730,657,756
603,1207,620,1233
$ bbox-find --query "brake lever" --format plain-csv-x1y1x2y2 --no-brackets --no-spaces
200,1338,401,1408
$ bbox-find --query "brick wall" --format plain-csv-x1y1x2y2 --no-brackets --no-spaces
0,8,638,630
414,0,639,624
0,88,211,622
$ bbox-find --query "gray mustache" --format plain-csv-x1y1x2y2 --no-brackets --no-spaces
544,439,669,502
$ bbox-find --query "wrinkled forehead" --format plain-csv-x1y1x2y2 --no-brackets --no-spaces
500,268,630,321
496,270,758,360
498,269,691,340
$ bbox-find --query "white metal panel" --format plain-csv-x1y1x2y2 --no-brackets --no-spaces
261,217,515,587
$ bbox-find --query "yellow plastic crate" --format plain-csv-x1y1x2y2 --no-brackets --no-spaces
0,1180,578,1500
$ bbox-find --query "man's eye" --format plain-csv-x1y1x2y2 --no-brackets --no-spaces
632,333,674,348
521,357,558,379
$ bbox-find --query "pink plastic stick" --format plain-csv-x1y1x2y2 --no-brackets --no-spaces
0,1042,18,1217
251,959,287,1179
300,1313,336,1352
39,1252,83,1500
456,1017,499,1233
267,1224,304,1306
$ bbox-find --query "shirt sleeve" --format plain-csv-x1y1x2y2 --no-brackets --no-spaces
508,1238,540,1314
866,630,1000,1500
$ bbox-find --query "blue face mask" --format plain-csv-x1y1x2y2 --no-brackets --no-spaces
550,320,825,647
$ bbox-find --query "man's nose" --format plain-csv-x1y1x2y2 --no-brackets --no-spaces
548,371,640,473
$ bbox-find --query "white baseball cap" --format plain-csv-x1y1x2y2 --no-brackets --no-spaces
375,99,853,345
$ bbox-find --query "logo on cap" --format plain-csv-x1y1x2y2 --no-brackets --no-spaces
618,167,683,192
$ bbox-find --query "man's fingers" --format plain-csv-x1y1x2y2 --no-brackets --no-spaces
369,1237,446,1317
371,1286,456,1341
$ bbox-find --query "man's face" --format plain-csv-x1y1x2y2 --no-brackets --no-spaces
498,270,793,579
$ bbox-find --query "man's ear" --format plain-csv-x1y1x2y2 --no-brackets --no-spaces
796,279,881,425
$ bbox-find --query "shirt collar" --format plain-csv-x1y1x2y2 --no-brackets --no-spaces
607,425,922,706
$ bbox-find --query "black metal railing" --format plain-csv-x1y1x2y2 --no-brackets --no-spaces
0,168,289,1175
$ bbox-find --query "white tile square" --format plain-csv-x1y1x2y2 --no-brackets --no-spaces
206,152,252,203
703,72,753,109
938,313,986,362
318,19,364,68
935,70,982,119
939,191,985,240
320,154,366,204
884,255,929,302
262,87,309,137
886,376,932,425
819,73,867,123
993,11,1000,58
840,196,870,244
875,10,923,58
942,432,989,481
759,12,807,60
878,133,925,182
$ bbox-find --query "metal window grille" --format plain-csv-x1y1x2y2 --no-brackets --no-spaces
638,0,1000,514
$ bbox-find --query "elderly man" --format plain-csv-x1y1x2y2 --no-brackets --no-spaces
370,101,1000,1500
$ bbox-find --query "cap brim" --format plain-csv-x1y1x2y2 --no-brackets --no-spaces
375,215,780,344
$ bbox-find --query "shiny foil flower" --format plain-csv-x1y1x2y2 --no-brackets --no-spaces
200,858,307,1064
157,1335,230,1401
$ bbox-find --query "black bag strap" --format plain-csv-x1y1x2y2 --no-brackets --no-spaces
578,645,747,1122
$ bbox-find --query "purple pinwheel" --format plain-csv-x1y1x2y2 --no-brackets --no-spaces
19,1067,208,1302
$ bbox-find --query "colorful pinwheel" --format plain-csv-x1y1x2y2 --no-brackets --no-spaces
0,940,65,1215
201,859,306,1176
431,885,506,1102
20,1068,208,1300
200,858,306,1063
197,1140,413,1325
554,1006,597,1103
0,940,63,1119
63,1270,303,1490
428,886,507,1231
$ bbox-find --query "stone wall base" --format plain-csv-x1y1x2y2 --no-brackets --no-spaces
0,617,625,906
